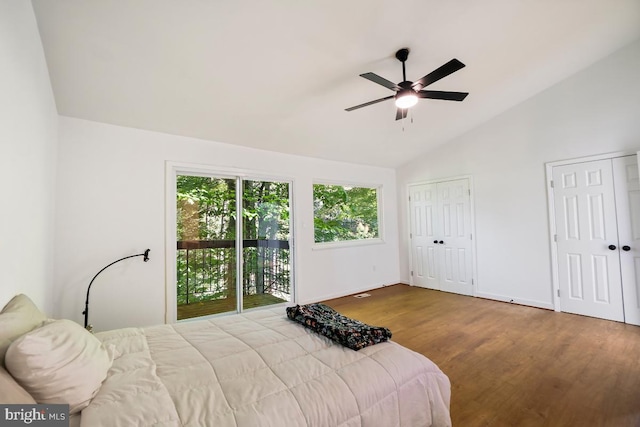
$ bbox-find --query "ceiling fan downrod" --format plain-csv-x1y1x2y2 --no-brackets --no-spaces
395,48,410,82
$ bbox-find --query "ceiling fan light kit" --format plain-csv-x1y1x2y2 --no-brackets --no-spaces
395,89,418,109
346,48,469,121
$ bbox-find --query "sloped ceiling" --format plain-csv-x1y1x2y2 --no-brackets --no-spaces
32,0,640,168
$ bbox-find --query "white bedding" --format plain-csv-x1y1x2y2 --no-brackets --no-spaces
81,308,451,426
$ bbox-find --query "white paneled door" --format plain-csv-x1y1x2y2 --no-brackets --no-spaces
409,183,439,289
552,159,624,321
552,155,639,324
613,156,640,325
409,179,473,296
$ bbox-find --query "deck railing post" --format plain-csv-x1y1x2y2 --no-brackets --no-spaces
185,248,189,305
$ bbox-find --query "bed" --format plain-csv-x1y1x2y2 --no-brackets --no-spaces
1,295,452,426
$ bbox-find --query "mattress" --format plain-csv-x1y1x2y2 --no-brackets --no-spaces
81,307,451,426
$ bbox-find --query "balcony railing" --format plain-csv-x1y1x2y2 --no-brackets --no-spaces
176,239,290,314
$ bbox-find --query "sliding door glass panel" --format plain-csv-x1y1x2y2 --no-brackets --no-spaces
242,180,291,310
176,175,237,320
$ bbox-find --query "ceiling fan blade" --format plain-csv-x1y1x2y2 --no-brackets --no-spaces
345,95,394,112
360,73,401,91
418,90,469,101
395,108,408,121
412,59,465,91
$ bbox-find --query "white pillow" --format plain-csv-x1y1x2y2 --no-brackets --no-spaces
0,365,36,404
0,294,47,365
5,319,112,414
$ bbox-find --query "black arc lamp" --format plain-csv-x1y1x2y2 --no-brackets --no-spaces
83,249,150,332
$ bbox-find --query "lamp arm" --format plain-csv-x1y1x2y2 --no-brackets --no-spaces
83,249,150,329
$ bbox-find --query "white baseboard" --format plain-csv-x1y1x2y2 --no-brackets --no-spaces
474,291,554,310
298,282,401,305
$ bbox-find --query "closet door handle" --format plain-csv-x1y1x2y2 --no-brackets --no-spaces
608,245,617,251
433,240,438,244
622,245,631,252
438,240,444,245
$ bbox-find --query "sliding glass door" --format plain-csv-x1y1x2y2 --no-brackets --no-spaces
175,174,292,320
241,180,291,311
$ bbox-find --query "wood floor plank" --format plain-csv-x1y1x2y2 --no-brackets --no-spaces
322,284,640,427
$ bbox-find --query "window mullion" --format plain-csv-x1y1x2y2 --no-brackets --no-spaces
236,177,244,313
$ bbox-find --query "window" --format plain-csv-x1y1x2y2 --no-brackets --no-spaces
313,183,381,244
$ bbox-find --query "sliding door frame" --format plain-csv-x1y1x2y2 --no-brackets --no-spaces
165,161,296,323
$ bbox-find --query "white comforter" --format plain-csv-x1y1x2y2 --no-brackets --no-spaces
81,308,451,426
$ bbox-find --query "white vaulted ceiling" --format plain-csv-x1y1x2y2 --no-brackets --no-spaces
31,0,640,168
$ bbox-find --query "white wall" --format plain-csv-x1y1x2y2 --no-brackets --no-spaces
0,1,58,312
55,118,399,330
397,39,640,308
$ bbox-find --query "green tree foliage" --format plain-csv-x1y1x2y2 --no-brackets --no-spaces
313,184,379,243
176,175,237,241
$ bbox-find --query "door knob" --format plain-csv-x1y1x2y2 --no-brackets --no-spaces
608,245,617,250
622,245,631,251
433,240,438,244
438,240,444,244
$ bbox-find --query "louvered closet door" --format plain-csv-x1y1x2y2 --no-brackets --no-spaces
552,159,624,322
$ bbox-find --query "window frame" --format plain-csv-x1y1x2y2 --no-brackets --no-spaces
311,180,384,250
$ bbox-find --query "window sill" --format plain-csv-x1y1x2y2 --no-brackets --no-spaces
312,238,385,251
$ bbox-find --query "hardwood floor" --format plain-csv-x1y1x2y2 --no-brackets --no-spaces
322,284,640,427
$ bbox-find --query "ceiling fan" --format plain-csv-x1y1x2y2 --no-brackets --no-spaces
345,48,468,120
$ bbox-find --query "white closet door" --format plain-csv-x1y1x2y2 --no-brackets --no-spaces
552,160,624,322
409,184,440,289
409,179,473,295
438,179,473,295
613,155,640,325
